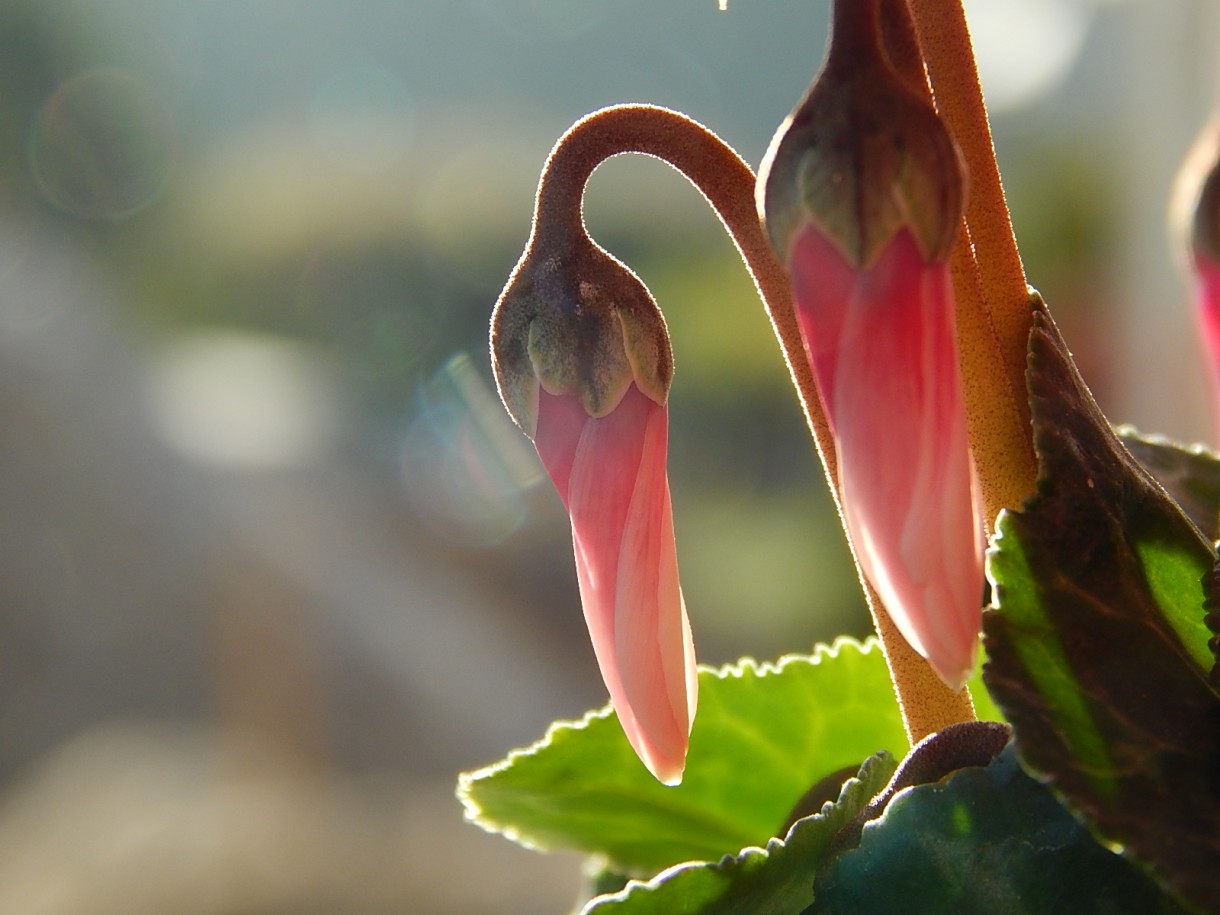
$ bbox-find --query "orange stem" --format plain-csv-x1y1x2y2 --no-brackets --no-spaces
903,0,1040,527
878,0,1039,529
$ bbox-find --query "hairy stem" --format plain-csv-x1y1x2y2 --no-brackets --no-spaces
529,104,972,742
903,0,1040,527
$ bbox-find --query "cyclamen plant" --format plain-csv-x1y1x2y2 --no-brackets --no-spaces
461,0,1220,912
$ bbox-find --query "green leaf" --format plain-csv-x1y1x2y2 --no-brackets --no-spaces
1119,428,1220,542
458,638,909,874
810,745,1192,914
581,752,896,915
983,304,1220,912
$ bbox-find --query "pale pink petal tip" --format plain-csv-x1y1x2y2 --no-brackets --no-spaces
534,383,697,785
790,227,984,690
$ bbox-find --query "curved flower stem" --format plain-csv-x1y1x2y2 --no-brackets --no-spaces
530,104,973,742
903,0,1040,527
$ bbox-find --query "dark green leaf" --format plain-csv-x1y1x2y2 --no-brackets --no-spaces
810,744,1192,914
983,303,1220,912
584,752,896,915
1119,428,1220,542
458,639,909,874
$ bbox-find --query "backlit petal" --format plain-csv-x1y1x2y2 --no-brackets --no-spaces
791,227,983,688
535,383,696,784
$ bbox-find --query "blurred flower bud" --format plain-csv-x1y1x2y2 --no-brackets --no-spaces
1176,122,1220,434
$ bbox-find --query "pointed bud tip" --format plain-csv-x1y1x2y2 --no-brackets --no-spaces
929,657,974,695
653,763,686,787
628,720,691,787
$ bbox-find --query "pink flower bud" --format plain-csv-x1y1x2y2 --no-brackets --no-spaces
1177,123,1220,434
1192,256,1220,423
491,236,696,784
534,382,695,785
789,225,983,688
758,0,982,688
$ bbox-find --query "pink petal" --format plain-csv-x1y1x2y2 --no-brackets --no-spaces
1193,254,1220,433
534,383,697,784
790,227,983,689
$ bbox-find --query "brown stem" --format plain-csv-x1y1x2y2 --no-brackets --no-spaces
828,0,882,69
878,0,926,93
904,0,1040,526
530,104,972,742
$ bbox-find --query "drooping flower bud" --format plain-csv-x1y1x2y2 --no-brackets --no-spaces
757,0,983,689
491,228,696,785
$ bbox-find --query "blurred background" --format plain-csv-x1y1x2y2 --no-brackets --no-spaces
0,0,1216,912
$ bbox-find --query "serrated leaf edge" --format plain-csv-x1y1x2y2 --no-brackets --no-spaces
578,752,897,914
456,637,886,842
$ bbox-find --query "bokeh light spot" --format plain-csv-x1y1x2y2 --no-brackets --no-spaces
965,0,1093,112
30,69,175,220
145,331,341,471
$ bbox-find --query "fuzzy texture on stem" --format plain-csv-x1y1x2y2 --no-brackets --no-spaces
903,0,1039,527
